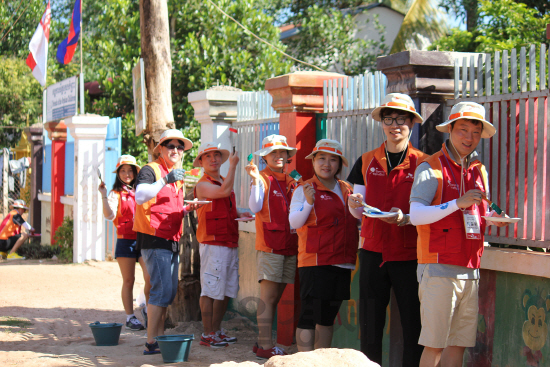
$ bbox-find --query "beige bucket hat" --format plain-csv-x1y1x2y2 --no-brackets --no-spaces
254,134,297,157
112,154,141,173
153,129,193,154
12,199,28,210
305,139,349,167
372,93,423,124
436,102,495,138
193,142,230,167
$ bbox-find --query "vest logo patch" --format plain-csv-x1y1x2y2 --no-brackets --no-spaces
272,190,284,198
406,173,414,180
319,194,332,200
122,196,127,201
369,167,385,176
447,179,459,191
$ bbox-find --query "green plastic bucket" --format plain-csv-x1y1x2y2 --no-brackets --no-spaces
155,334,194,363
89,322,123,346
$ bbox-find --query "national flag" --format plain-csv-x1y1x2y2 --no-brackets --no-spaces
56,0,81,65
26,1,51,87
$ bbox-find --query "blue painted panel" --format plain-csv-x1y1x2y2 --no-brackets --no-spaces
42,131,52,193
258,122,279,171
64,140,74,195
104,117,122,255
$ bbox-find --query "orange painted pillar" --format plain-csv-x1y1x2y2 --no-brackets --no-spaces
265,71,343,346
44,121,67,245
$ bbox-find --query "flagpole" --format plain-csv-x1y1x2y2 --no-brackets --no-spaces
79,0,84,115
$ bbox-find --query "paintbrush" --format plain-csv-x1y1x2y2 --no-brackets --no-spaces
482,196,503,215
97,168,104,184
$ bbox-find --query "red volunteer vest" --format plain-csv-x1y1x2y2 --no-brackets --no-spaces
195,174,239,247
361,143,427,262
417,144,489,268
255,168,298,256
113,190,137,240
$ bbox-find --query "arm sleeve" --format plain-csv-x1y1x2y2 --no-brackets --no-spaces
348,184,366,219
135,180,167,205
248,180,265,214
409,162,439,205
346,157,364,185
289,186,314,229
409,200,460,225
22,222,32,231
105,191,118,221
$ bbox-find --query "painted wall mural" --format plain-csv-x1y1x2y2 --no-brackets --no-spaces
521,289,550,367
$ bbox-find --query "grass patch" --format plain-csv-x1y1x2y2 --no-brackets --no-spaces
0,316,32,332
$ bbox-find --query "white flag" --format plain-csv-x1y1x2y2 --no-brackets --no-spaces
26,1,51,87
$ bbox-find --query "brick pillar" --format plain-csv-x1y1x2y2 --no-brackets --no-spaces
44,121,67,244
24,126,43,233
265,71,343,346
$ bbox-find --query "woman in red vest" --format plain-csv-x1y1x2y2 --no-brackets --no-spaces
289,139,359,351
245,134,299,359
99,154,150,332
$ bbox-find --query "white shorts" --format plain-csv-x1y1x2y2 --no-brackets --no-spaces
199,243,239,300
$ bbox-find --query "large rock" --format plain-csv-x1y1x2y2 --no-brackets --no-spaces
264,348,379,367
210,362,262,367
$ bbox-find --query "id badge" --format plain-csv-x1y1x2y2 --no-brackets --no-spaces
290,228,297,234
463,207,481,240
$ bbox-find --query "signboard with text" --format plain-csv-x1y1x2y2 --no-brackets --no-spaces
133,58,147,136
46,76,78,123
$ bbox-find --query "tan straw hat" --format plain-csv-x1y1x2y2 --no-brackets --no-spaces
305,139,349,167
436,102,495,138
112,154,141,173
254,134,296,157
153,129,193,154
371,93,423,124
12,199,28,210
193,142,230,167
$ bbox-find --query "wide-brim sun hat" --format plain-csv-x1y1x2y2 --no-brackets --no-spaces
193,142,230,167
254,134,297,157
436,101,495,139
153,129,193,154
12,199,28,210
372,93,423,124
112,154,141,173
305,139,349,167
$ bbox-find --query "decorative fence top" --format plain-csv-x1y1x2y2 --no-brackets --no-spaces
237,90,278,122
323,71,387,113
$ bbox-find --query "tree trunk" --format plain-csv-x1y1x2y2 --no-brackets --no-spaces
139,0,175,156
464,0,478,32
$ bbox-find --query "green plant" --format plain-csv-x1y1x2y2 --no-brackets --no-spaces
17,240,60,260
0,317,32,333
53,216,73,263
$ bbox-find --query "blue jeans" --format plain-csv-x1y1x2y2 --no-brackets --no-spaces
141,249,179,307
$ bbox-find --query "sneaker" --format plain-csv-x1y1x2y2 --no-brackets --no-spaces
7,252,25,260
252,342,259,354
217,328,237,344
0,252,7,259
200,332,228,348
256,346,287,360
143,341,161,355
140,308,148,329
126,315,145,331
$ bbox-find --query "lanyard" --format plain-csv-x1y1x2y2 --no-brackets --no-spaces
442,151,466,197
272,176,290,209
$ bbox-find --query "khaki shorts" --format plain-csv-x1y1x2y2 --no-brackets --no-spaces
418,270,479,348
199,244,239,300
257,251,297,284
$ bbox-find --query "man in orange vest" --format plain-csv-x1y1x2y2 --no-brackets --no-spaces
193,142,252,348
0,199,34,260
409,102,507,367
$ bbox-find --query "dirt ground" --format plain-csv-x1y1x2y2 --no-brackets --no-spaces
0,258,296,366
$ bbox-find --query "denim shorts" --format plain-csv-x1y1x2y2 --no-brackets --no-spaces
141,249,179,307
114,239,141,260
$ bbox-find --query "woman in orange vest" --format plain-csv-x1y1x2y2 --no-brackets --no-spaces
245,134,300,359
0,199,34,260
289,139,359,351
99,154,150,332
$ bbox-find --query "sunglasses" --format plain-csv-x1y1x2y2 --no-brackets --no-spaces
164,144,185,152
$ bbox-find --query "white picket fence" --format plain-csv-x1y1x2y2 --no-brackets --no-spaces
450,44,550,248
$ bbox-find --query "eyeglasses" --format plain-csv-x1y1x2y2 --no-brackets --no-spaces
382,116,409,126
164,144,185,152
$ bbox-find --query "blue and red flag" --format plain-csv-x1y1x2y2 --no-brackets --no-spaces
56,0,81,65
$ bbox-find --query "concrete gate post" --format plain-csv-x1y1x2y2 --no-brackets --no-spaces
24,126,44,234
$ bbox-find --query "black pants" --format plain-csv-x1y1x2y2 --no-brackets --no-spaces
359,249,423,367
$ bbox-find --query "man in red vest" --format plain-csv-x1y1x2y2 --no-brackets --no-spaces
0,199,34,260
348,93,427,366
409,102,507,367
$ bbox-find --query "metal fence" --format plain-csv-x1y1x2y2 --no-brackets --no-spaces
450,44,550,248
323,71,387,179
0,148,32,220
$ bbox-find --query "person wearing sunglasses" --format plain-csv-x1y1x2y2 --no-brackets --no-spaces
347,93,427,366
133,129,198,355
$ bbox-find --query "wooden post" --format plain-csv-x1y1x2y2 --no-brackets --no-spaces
44,121,67,245
24,127,44,233
2,148,8,217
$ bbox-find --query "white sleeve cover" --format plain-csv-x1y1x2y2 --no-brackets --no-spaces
349,184,366,219
409,200,460,226
248,180,265,214
289,186,314,229
22,222,32,231
135,179,167,205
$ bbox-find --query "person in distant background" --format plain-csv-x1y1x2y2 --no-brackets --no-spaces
0,199,34,260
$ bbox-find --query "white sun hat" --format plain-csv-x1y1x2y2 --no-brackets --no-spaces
193,142,230,167
371,93,423,124
12,199,28,210
153,129,193,154
112,154,141,173
305,139,349,167
436,101,495,138
253,134,297,157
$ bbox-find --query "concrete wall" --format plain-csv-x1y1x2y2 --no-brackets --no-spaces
38,194,72,246
353,7,404,53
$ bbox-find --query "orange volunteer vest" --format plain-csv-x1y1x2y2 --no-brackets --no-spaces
0,210,22,240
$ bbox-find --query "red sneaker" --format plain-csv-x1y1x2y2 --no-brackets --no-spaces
252,342,259,354
200,332,228,348
256,346,287,360
216,328,237,344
